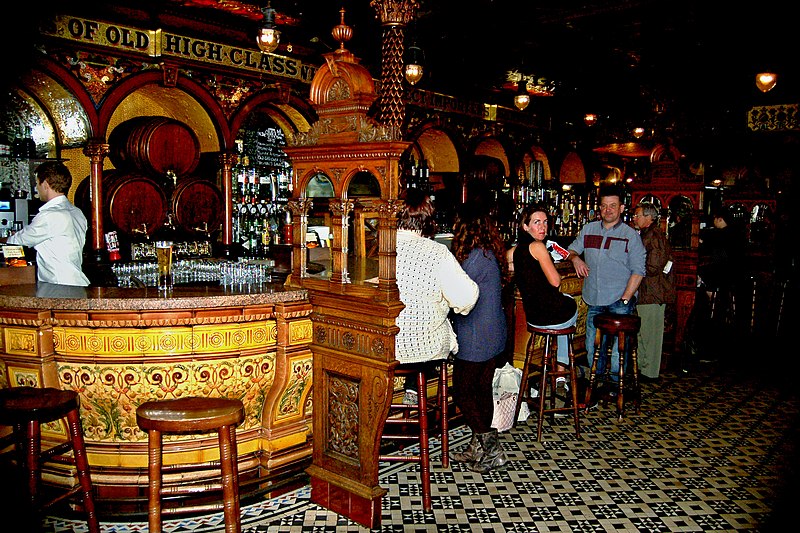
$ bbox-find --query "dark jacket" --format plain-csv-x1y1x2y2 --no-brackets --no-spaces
638,223,676,305
451,248,507,362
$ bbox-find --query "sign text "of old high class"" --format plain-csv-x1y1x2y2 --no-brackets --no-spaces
44,15,317,83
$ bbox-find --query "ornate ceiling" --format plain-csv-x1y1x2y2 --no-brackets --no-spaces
5,0,797,150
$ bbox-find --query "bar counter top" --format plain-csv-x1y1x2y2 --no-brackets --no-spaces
0,279,315,509
0,281,307,311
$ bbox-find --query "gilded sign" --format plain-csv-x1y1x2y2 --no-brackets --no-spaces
43,15,317,83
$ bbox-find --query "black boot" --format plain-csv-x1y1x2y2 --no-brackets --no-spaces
450,433,482,463
467,429,508,473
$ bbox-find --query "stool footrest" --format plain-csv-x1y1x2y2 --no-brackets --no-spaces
41,441,72,462
162,459,224,473
162,502,227,517
161,481,223,496
378,454,422,462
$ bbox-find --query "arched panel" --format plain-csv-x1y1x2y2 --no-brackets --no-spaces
346,170,381,197
474,138,509,176
107,85,219,155
416,128,459,173
667,195,695,249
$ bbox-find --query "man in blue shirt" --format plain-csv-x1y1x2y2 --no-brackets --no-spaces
567,184,646,384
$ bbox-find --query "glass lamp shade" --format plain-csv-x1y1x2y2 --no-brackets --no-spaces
405,63,424,85
583,113,598,126
632,127,645,139
755,72,777,93
257,27,280,53
514,81,530,110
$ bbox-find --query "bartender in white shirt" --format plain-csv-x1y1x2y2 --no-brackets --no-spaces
1,160,90,286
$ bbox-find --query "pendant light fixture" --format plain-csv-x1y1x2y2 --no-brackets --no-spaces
256,2,280,53
583,113,598,127
755,72,778,93
405,44,424,85
514,78,530,110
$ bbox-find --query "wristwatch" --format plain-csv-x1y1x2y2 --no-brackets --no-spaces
621,298,629,305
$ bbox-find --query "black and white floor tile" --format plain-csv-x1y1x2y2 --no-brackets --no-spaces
44,363,800,532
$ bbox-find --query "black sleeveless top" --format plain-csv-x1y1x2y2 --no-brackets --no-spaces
513,235,577,326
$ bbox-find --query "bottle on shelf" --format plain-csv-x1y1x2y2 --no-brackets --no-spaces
0,132,10,158
15,126,37,159
11,131,23,159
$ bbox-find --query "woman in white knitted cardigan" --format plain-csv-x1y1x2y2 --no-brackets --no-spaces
394,188,479,365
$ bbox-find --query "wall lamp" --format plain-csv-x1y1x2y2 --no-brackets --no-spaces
257,2,280,53
756,72,778,93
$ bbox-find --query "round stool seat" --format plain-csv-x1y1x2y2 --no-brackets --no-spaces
0,386,99,533
516,325,581,440
586,313,642,420
136,396,245,533
527,324,576,336
593,313,641,334
0,386,79,424
136,397,244,433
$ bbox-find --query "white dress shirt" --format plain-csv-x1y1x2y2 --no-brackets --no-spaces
7,195,90,286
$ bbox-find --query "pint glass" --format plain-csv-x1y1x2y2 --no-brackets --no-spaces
156,241,174,291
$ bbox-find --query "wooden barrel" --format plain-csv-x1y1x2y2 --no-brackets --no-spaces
104,171,168,238
108,117,201,177
171,177,224,236
73,176,92,222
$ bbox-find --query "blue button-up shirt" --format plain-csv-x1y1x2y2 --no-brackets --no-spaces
568,219,646,306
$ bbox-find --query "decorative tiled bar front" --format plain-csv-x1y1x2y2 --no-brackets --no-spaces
0,283,313,508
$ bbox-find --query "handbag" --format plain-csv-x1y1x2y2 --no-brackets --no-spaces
490,363,530,432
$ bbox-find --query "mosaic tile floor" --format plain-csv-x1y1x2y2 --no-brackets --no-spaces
44,363,800,532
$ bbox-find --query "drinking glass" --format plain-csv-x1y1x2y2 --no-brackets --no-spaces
155,241,174,291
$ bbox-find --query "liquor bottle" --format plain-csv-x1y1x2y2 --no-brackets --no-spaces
277,162,291,199
11,131,24,159
247,163,258,203
21,126,37,159
0,132,10,158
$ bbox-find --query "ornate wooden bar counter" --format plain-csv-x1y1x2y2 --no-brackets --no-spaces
0,281,314,514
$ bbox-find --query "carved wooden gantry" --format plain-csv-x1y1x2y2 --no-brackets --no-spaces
283,11,410,529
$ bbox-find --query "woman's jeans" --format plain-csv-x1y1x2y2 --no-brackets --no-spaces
585,298,637,381
529,305,579,367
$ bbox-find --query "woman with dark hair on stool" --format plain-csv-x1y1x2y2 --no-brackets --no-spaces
449,207,510,473
395,188,479,401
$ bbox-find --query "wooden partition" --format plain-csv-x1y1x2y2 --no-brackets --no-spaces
282,38,409,528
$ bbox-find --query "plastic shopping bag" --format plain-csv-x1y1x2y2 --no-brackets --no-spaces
491,362,529,432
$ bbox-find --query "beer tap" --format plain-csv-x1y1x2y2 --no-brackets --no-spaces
192,221,210,239
131,222,149,240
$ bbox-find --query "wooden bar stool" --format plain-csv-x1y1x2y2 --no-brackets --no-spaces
513,325,580,440
379,360,449,511
0,386,100,533
136,397,245,533
584,313,642,421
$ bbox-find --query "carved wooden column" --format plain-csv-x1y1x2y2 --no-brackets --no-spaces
376,199,402,294
283,13,410,528
328,199,354,284
370,0,419,134
82,140,109,263
286,198,311,282
218,152,237,250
